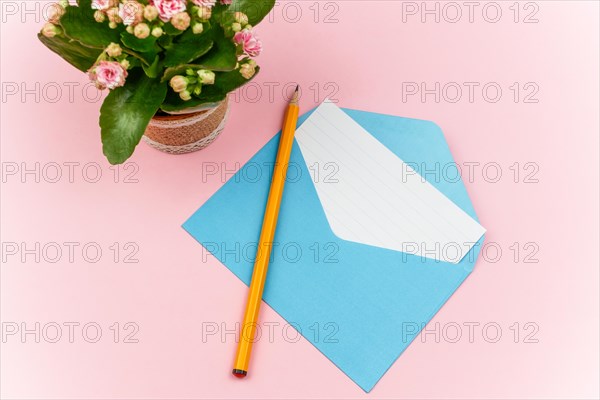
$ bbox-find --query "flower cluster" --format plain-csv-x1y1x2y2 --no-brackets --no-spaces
41,0,67,38
85,42,130,89
91,0,184,36
41,0,264,101
169,68,216,100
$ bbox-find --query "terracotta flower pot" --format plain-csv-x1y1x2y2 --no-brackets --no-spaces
142,97,230,154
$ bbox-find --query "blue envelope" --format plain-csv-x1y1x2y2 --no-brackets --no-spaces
183,106,484,392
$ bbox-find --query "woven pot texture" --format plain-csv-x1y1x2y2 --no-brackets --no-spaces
142,98,229,154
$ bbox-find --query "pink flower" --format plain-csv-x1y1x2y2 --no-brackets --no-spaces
88,61,128,90
192,0,216,7
233,29,262,57
118,0,144,26
92,0,116,11
151,0,187,22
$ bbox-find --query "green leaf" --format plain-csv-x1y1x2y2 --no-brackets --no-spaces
38,32,102,72
163,30,213,67
127,57,142,68
227,0,275,25
120,32,158,53
60,1,121,48
100,69,167,164
120,32,158,64
163,22,185,36
161,64,198,83
160,29,238,81
160,66,259,112
210,3,229,23
157,34,173,49
191,26,237,71
142,55,161,78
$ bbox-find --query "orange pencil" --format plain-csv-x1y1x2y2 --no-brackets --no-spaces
232,86,300,378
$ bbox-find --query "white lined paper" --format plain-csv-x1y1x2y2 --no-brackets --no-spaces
295,100,486,263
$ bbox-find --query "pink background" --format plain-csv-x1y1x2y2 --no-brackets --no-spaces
1,1,599,398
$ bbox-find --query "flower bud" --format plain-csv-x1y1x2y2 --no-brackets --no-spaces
105,42,122,57
126,25,134,33
193,85,202,96
179,90,192,101
234,12,248,25
171,11,190,31
197,69,215,85
152,27,163,37
169,75,188,93
109,21,117,29
197,6,211,21
239,62,256,79
231,22,241,32
106,7,121,23
47,3,65,24
58,0,68,7
94,10,106,23
192,23,203,34
143,5,158,21
134,22,150,39
41,22,62,38
120,59,131,69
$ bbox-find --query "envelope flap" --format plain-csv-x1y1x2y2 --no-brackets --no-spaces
345,108,477,219
294,101,485,264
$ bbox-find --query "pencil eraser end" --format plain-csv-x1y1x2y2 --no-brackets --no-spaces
232,369,247,378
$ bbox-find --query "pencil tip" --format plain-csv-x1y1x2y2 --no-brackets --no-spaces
290,85,300,104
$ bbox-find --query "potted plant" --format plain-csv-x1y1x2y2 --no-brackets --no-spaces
39,0,274,164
